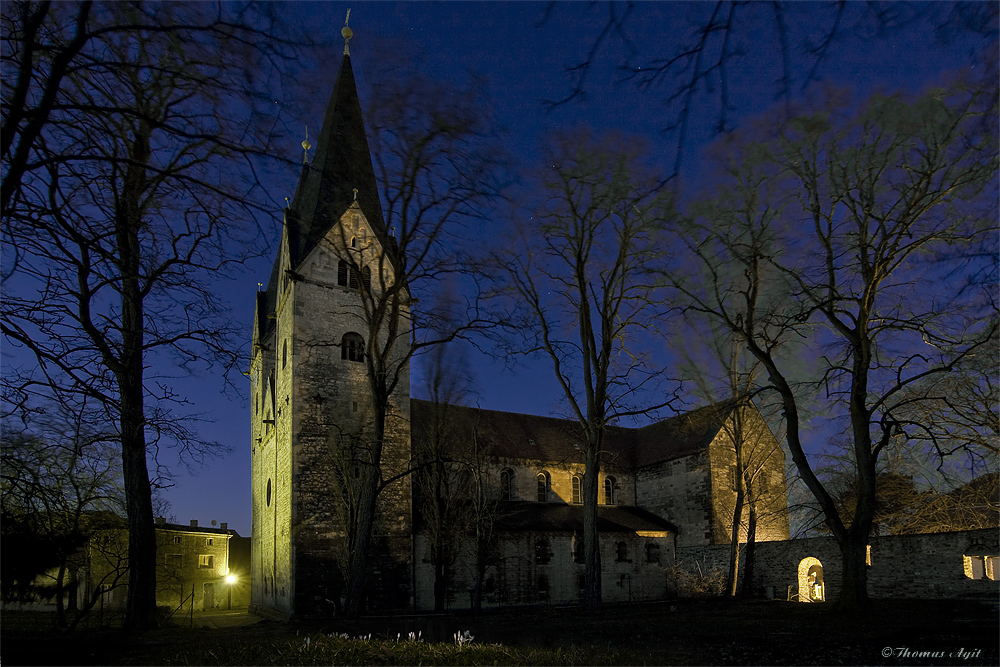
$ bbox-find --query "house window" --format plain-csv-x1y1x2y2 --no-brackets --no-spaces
199,554,214,569
536,471,550,502
499,469,513,501
535,539,551,565
646,543,661,564
172,536,181,545
206,538,214,546
604,476,618,505
572,475,582,504
341,332,364,362
616,541,628,563
165,554,182,569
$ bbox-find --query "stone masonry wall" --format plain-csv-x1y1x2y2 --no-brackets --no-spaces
413,531,675,611
636,452,713,547
676,528,1000,601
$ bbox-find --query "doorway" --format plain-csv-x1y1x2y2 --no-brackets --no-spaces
797,557,824,602
203,582,215,610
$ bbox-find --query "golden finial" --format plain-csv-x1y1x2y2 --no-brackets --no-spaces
301,126,312,164
342,9,353,56
352,188,359,202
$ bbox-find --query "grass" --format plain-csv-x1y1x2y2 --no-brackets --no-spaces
3,598,998,665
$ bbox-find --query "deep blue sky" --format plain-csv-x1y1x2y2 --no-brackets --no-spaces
159,2,995,536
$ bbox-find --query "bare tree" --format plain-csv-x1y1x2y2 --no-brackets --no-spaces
0,396,128,630
2,2,298,629
669,81,997,609
488,129,678,611
303,49,503,618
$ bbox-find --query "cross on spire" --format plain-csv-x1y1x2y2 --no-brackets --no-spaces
342,9,353,56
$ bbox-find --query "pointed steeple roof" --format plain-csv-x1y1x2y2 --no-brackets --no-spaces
286,53,386,269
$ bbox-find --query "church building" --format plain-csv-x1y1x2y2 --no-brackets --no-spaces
249,27,789,617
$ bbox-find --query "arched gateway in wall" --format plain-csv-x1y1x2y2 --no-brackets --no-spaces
797,557,825,602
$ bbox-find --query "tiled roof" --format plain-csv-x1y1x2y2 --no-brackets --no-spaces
410,398,739,470
493,501,678,534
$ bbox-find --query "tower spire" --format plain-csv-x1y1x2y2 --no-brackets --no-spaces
301,125,312,165
342,9,353,56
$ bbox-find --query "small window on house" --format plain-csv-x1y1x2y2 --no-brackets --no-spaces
500,469,513,501
206,538,214,546
166,554,182,569
574,536,584,564
572,475,582,504
341,332,364,362
338,259,348,286
535,539,551,565
199,554,214,569
616,541,628,563
646,543,661,564
172,536,181,545
537,471,550,502
604,476,618,505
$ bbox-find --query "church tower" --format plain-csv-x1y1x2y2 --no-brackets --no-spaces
250,20,412,616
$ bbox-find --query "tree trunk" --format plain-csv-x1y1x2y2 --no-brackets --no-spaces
119,120,157,631
582,439,601,611
725,483,744,597
343,398,386,618
740,503,757,598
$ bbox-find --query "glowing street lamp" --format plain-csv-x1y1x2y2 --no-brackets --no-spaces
226,573,236,610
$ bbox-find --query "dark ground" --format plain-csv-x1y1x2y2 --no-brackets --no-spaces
3,598,998,665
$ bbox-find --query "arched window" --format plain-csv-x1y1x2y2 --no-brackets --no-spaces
534,539,551,564
604,476,618,505
362,266,371,290
645,543,661,564
536,471,550,502
571,475,582,504
616,541,628,562
341,332,364,362
337,259,348,286
499,469,514,501
351,236,357,248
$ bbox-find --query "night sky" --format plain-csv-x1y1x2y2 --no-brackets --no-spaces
146,2,995,536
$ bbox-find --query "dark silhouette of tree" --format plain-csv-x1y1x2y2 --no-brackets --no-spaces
0,397,129,630
488,130,679,611
2,2,299,630
544,2,996,182
669,81,997,609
